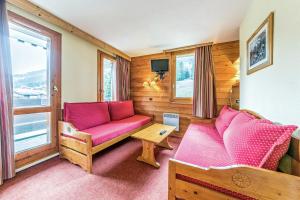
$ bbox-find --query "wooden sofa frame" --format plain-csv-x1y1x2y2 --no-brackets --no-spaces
169,110,300,200
58,115,153,173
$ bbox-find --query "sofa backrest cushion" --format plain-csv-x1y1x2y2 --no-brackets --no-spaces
64,102,110,130
224,111,256,134
215,106,239,138
109,100,135,121
262,132,293,170
223,118,297,169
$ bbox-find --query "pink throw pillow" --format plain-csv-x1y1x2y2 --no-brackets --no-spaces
215,106,239,138
223,119,297,169
64,102,110,130
262,137,292,170
109,100,135,121
223,111,257,138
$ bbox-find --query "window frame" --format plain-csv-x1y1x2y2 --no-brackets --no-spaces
97,50,117,101
8,11,61,168
170,49,195,104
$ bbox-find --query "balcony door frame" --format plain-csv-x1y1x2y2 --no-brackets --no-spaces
8,11,61,168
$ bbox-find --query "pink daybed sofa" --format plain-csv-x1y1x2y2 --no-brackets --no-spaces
59,100,152,173
169,106,300,200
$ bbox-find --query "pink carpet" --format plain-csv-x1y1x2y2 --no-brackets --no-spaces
0,137,181,200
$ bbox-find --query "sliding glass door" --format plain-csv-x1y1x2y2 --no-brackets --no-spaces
8,12,61,168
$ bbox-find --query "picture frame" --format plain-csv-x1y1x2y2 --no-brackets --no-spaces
247,12,274,75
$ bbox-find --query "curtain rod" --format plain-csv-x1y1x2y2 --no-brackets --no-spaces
163,42,214,53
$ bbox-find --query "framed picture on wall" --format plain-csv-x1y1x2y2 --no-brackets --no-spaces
247,12,274,75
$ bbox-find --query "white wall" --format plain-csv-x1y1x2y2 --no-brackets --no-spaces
8,5,99,105
239,0,300,126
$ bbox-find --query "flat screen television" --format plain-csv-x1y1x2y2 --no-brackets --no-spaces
151,59,169,72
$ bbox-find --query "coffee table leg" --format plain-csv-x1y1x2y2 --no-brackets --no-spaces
157,137,173,150
137,140,160,168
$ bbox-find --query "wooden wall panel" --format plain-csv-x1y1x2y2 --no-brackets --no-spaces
130,41,239,136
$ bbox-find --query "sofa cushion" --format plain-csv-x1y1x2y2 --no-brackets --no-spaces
215,106,239,138
64,102,110,130
262,134,292,170
174,122,234,167
82,115,151,146
223,119,297,169
261,121,298,170
223,111,256,138
109,100,135,121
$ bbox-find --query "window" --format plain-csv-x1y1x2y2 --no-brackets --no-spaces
171,50,195,103
97,51,116,101
103,58,116,101
8,12,61,165
10,22,51,109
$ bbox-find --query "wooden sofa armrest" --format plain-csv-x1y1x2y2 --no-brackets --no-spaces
190,116,216,124
169,159,300,200
58,121,92,142
58,121,92,155
279,130,300,176
58,121,93,173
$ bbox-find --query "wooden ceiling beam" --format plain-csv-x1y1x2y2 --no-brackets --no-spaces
7,0,131,61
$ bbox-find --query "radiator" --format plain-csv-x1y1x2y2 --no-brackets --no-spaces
163,113,179,131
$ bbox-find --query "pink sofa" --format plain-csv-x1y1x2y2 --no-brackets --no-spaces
59,100,152,173
63,100,152,146
175,106,297,170
169,106,299,200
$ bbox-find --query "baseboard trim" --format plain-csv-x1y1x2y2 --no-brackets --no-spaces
16,152,59,173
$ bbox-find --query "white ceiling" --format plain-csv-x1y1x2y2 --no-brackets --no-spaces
30,0,252,57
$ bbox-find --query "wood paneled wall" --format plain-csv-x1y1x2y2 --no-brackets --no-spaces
130,41,240,136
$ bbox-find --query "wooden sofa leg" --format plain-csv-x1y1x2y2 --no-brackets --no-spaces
168,160,176,200
85,153,93,173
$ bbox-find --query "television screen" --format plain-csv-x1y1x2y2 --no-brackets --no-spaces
151,59,169,72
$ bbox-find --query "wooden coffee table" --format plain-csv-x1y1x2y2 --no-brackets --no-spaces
131,123,176,168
